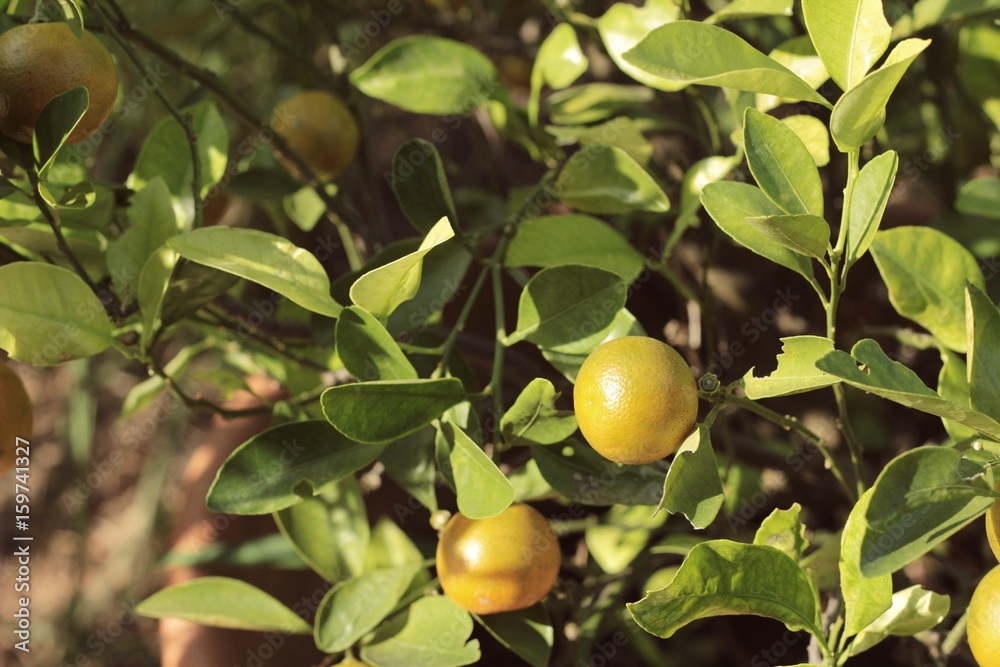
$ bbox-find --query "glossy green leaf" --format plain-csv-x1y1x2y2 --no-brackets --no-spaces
830,39,931,151
476,605,553,667
206,421,385,515
706,0,793,24
322,377,466,444
938,349,977,441
532,440,663,506
858,447,995,576
840,489,892,639
158,259,240,327
507,265,626,348
282,186,326,233
849,586,950,655
34,86,88,176
757,37,830,113
0,263,112,364
781,115,830,167
530,23,588,125
675,155,742,231
506,214,646,283
387,238,472,337
623,21,832,107
586,505,667,574
801,0,891,91
701,182,816,283
966,284,1000,422
500,378,578,447
744,108,824,217
597,0,685,92
443,422,514,520
845,151,898,268
381,427,439,512
167,227,342,317
745,214,830,259
314,565,424,653
361,595,480,667
754,504,808,561
658,425,724,529
816,339,1000,441
137,577,311,634
351,36,501,115
556,145,670,214
541,309,645,382
870,226,984,352
545,117,653,166
336,306,417,382
351,216,455,320
365,517,428,574
137,246,178,352
628,540,822,639
275,476,369,582
107,177,178,297
957,177,1000,220
743,336,838,399
546,84,654,126
391,139,459,233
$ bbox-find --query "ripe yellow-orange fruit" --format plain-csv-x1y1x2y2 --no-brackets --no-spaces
574,336,698,465
0,362,33,475
988,499,1000,563
0,22,118,144
968,566,1000,667
436,503,560,615
270,91,359,180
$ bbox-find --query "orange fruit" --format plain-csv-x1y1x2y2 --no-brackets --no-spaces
968,566,1000,667
573,336,698,465
0,362,33,475
270,90,359,181
988,499,1000,563
436,503,560,615
0,22,118,144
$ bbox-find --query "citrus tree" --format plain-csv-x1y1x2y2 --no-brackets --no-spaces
2,0,1000,665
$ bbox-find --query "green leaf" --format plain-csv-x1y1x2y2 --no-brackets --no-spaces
530,23,589,126
658,425,724,529
500,378,578,448
859,447,995,576
507,266,627,348
957,177,1000,220
754,504,808,561
757,37,830,113
351,216,455,320
532,440,663,506
628,540,822,639
586,505,667,574
744,108,824,218
830,39,931,151
870,226,984,352
546,84,654,126
840,489,892,639
780,115,830,167
706,0,793,24
322,377,466,444
966,284,1000,422
894,0,1000,38
442,422,515,520
206,421,385,515
336,306,417,382
506,214,647,284
476,605,553,667
546,117,653,166
361,596,480,667
137,577,311,634
166,227,342,317
158,260,240,327
845,151,898,268
597,0,685,92
314,565,423,653
282,186,327,233
541,308,645,382
0,263,112,364
351,36,501,115
391,139,459,233
745,214,830,259
556,145,670,214
137,247,178,352
623,21,832,108
743,336,838,399
380,427,439,512
34,86,88,176
130,99,229,201
675,155,742,231
801,0,891,91
849,586,950,656
701,182,816,284
365,517,429,574
107,177,178,297
275,476,369,582
938,349,977,441
816,339,1000,441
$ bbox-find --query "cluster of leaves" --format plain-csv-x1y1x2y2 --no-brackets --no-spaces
2,0,1000,665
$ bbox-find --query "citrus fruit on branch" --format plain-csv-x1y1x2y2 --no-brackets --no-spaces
269,90,359,181
0,22,118,144
968,566,1000,667
0,362,33,475
574,336,698,465
436,503,560,615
